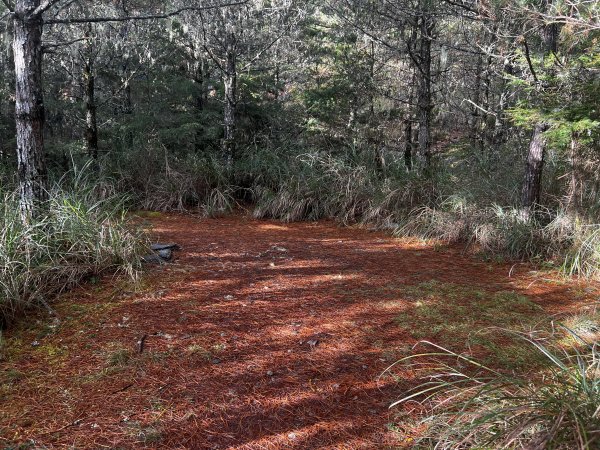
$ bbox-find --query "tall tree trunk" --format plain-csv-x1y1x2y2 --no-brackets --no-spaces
481,34,495,150
521,122,549,212
520,0,559,214
192,53,205,151
84,64,98,159
417,1,434,171
4,18,16,163
369,39,375,119
83,25,98,160
13,2,48,222
223,36,237,164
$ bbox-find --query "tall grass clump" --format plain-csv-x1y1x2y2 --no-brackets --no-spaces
0,170,146,325
251,148,437,225
563,223,600,279
391,329,600,449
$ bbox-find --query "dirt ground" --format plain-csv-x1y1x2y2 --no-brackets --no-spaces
1,213,598,449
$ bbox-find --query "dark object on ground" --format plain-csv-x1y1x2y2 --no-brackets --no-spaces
157,249,173,260
143,243,181,264
142,254,164,264
151,243,181,251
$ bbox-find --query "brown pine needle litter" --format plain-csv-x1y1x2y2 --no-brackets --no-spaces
1,213,598,449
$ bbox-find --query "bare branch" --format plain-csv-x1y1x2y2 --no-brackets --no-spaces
522,37,538,84
45,1,248,25
43,36,87,51
441,0,480,16
33,0,64,16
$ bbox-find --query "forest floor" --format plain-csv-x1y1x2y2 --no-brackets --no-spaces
1,213,599,449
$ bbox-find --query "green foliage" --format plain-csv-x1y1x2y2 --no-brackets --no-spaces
507,24,600,154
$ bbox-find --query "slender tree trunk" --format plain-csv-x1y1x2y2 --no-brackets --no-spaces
521,122,549,212
404,118,413,171
4,19,16,161
123,78,132,114
470,52,482,151
369,39,375,119
481,36,495,150
83,26,98,159
274,61,280,100
192,54,205,151
567,134,583,213
84,65,98,159
417,2,434,171
520,0,559,214
13,2,48,222
223,36,237,164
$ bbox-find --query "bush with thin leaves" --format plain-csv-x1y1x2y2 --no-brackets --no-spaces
563,224,600,279
390,329,600,449
0,170,146,325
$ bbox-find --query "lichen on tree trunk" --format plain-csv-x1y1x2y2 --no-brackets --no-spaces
223,41,237,165
521,122,549,213
13,2,48,222
417,1,434,172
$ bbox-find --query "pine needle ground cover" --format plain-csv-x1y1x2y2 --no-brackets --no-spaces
1,214,597,448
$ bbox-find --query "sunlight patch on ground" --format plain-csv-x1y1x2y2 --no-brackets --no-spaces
258,224,291,231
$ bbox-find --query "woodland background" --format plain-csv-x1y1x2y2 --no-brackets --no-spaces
0,0,599,320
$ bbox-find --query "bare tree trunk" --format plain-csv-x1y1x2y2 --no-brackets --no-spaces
470,52,482,151
84,66,98,159
521,122,549,212
481,42,494,150
192,52,205,151
404,118,413,171
3,19,16,163
83,25,98,160
14,2,48,222
223,37,237,164
417,1,434,171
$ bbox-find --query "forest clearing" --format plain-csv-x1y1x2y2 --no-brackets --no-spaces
2,213,599,448
1,0,600,448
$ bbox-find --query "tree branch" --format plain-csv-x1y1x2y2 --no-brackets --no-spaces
45,1,248,25
441,0,480,16
522,37,538,84
43,36,87,51
34,0,64,16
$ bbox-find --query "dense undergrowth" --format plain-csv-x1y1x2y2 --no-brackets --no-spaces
0,168,145,325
